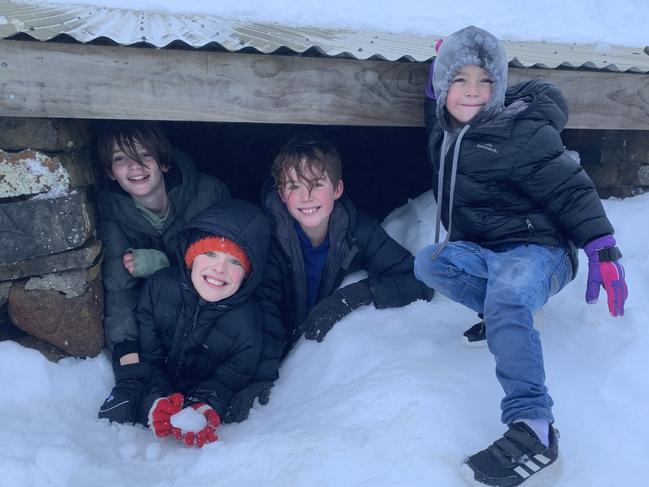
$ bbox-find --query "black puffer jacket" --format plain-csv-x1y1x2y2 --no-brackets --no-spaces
134,200,270,421
425,79,613,275
97,150,230,357
255,182,434,367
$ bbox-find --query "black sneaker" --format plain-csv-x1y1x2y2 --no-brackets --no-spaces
463,318,487,347
463,309,545,348
460,422,560,487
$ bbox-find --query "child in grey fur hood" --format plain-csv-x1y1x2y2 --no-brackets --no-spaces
414,25,628,487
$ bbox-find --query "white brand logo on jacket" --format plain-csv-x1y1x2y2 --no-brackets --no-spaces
476,143,498,154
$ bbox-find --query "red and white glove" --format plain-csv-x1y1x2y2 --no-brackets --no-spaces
181,403,220,448
148,393,184,439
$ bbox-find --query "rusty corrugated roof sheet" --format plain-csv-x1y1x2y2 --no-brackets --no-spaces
1,0,648,72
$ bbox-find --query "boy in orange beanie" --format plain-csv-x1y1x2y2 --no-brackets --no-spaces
98,199,271,448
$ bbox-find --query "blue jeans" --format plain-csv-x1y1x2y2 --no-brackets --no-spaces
414,241,573,424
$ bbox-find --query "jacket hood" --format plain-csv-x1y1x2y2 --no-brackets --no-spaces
177,199,271,305
433,25,508,130
504,79,569,132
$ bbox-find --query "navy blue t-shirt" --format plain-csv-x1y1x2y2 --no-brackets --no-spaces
295,222,329,311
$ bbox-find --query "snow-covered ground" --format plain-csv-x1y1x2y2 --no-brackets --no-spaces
1,189,647,487
4,1,648,486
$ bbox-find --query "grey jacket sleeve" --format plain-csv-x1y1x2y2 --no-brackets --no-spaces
98,217,142,353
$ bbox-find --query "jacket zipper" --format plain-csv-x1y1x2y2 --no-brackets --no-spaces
171,298,201,379
525,217,534,244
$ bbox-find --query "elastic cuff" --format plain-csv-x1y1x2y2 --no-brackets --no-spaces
583,234,614,251
350,281,373,305
112,340,140,362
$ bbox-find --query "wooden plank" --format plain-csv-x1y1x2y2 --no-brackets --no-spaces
0,40,424,127
1,39,648,130
508,68,649,130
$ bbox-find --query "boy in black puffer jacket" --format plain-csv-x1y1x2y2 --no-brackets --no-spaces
224,134,435,423
98,200,270,448
414,25,628,486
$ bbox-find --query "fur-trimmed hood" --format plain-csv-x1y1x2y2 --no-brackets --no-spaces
433,25,508,131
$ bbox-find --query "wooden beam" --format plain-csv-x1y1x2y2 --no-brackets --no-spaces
1,39,648,130
508,68,649,131
0,39,424,127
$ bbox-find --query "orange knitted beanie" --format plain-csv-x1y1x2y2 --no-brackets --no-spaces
184,236,251,275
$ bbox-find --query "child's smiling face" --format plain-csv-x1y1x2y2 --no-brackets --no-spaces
445,65,493,125
190,251,246,302
109,140,167,203
279,164,343,244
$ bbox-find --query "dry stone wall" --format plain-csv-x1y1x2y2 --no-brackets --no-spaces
563,130,649,198
0,117,103,361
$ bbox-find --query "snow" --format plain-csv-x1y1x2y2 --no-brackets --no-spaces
2,1,648,486
170,407,207,433
31,0,649,47
0,150,70,200
29,186,70,200
1,189,647,486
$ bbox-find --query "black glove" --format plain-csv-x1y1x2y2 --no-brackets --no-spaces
222,381,274,424
303,282,372,342
98,362,150,424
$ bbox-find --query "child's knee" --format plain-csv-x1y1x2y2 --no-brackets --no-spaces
487,281,541,312
414,244,446,284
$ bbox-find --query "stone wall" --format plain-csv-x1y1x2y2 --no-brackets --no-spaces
563,130,649,198
0,117,103,361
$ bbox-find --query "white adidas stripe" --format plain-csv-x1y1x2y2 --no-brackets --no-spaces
514,466,530,479
515,456,552,480
525,460,541,472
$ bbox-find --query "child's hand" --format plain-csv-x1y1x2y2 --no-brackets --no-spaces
425,39,444,100
584,235,628,317
223,381,274,423
98,362,150,424
148,393,184,439
177,403,220,448
303,282,372,341
123,251,136,276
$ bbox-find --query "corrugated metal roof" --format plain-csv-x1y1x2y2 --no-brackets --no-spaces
1,0,648,72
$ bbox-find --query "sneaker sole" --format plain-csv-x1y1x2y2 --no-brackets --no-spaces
459,454,563,487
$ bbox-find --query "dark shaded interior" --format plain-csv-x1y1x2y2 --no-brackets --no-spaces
161,122,431,220
91,120,633,221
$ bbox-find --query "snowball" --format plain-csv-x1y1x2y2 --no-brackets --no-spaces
170,407,207,433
